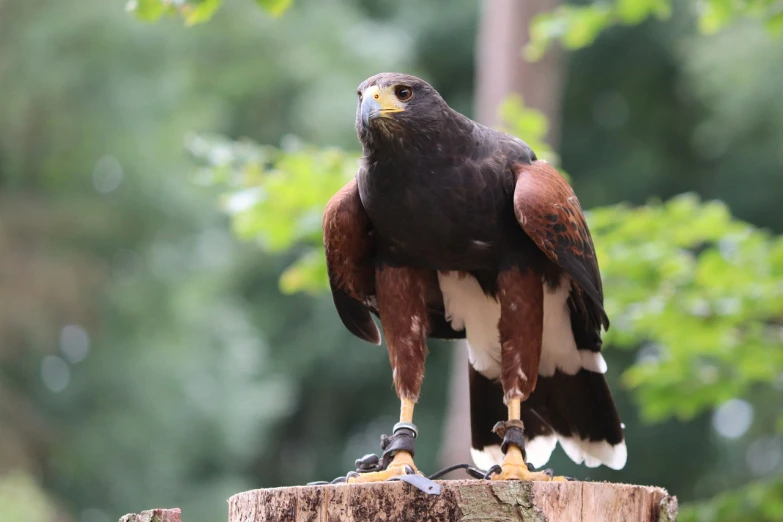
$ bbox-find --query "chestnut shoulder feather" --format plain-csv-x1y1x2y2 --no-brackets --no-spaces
322,177,381,344
512,160,609,331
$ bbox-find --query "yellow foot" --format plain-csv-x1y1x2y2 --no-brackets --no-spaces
347,451,420,483
491,446,569,482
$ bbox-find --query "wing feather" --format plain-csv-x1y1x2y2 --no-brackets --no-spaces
323,177,466,343
513,160,609,331
323,177,381,344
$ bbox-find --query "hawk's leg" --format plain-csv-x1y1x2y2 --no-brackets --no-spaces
492,267,566,482
491,398,566,481
348,266,429,483
349,398,419,482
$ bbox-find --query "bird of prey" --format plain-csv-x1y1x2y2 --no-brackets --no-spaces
322,72,626,482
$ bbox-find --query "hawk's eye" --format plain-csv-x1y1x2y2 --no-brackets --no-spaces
357,90,363,100
394,86,412,101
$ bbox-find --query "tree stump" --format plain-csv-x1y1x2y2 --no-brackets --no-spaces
228,480,677,522
119,508,182,522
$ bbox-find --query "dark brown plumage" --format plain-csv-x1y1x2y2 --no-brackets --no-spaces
322,72,626,477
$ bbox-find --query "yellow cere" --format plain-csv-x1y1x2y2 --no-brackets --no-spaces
364,85,405,115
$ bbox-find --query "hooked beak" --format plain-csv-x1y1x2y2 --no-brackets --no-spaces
361,94,382,126
360,85,404,126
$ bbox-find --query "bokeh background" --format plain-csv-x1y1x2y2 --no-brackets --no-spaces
1,0,782,521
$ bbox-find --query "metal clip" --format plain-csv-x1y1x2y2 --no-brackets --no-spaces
390,473,442,495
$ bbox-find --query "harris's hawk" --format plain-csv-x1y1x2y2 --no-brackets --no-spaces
323,73,626,482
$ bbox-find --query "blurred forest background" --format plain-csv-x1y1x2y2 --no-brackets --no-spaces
1,0,782,521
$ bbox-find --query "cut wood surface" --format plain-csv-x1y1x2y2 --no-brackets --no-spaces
228,480,678,522
119,508,182,522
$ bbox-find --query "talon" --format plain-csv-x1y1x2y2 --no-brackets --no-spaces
350,400,421,483
348,450,421,483
491,444,570,482
483,465,502,480
491,400,571,482
355,453,380,471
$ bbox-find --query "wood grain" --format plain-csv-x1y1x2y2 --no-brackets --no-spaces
227,480,677,522
119,508,182,522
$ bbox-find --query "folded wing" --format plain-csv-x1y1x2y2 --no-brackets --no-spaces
513,160,609,332
323,177,381,345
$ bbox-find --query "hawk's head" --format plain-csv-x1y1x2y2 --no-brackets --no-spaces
355,73,449,148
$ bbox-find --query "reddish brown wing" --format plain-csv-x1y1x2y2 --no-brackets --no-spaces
513,160,609,330
323,177,381,344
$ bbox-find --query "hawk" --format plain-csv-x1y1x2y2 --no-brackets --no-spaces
323,73,626,482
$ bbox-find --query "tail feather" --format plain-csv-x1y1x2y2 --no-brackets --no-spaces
469,366,626,471
468,365,508,470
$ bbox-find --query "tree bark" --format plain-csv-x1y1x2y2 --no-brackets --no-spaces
440,0,564,470
227,481,677,522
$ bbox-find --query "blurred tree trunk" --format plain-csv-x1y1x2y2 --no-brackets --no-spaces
474,0,564,139
438,0,564,469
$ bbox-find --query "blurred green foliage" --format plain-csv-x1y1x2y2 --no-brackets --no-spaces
0,472,58,522
526,0,783,60
188,136,353,295
592,196,783,420
498,96,561,167
127,0,290,25
681,478,783,522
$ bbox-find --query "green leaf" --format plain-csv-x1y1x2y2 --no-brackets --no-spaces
528,0,782,61
617,0,671,23
766,9,783,33
525,11,567,62
279,249,328,294
183,0,224,25
498,95,560,166
126,0,223,24
126,0,172,22
560,6,613,50
526,5,613,60
256,0,293,17
699,0,735,34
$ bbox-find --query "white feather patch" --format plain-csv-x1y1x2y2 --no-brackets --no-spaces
579,350,608,373
472,435,625,471
540,278,581,376
525,435,558,469
471,445,504,470
558,437,627,470
438,272,606,379
438,271,502,379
